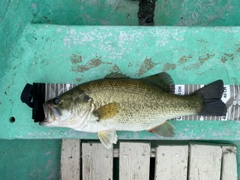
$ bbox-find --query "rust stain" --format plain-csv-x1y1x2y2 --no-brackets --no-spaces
76,78,82,82
162,63,176,72
72,58,112,72
138,57,158,76
179,55,192,64
71,54,82,64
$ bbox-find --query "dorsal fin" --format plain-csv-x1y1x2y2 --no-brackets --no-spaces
141,72,174,92
105,72,129,79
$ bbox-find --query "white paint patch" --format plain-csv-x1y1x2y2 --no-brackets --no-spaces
56,27,62,34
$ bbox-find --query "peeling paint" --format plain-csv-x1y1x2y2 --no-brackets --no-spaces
111,64,121,72
76,78,82,82
138,57,158,76
223,53,235,60
198,53,214,64
71,58,112,72
179,55,192,64
162,63,176,72
221,57,227,63
70,54,82,64
184,53,214,70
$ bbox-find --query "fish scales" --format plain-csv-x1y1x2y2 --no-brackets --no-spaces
77,79,202,129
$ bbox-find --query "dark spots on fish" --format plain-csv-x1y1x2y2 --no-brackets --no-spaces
138,57,160,76
70,53,82,64
72,58,112,72
162,63,176,72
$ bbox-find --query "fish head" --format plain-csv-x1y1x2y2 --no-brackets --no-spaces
40,88,93,128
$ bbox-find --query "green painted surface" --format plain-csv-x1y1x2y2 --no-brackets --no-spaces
0,140,61,180
155,0,240,26
1,0,240,178
1,25,240,139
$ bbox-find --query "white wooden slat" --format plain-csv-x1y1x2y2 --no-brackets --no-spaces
82,143,113,180
188,144,222,180
60,139,80,180
119,142,151,180
154,145,188,180
221,146,238,180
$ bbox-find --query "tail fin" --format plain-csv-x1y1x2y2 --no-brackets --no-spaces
195,80,227,116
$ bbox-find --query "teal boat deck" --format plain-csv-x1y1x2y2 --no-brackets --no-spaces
1,0,240,179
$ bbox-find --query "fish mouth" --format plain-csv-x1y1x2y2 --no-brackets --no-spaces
40,103,58,126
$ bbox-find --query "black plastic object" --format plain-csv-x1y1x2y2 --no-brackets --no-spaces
21,83,45,122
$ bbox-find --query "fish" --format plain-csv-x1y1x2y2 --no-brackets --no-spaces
40,72,227,149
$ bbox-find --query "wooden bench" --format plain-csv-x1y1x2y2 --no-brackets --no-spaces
60,140,237,180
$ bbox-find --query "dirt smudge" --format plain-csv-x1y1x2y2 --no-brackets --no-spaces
128,62,133,68
220,53,235,63
179,55,192,64
76,78,82,82
221,57,227,63
162,63,176,72
198,53,214,64
71,54,82,64
224,53,234,60
183,53,214,70
138,57,158,76
72,58,112,72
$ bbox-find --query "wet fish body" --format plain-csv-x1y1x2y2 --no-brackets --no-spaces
41,73,227,148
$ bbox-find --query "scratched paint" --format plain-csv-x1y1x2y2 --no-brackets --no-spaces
137,57,160,76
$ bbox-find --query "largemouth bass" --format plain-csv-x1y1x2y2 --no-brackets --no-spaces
41,72,227,148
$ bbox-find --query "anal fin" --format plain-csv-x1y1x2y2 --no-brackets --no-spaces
148,121,174,137
98,130,117,149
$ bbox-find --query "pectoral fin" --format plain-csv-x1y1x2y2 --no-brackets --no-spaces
94,103,120,121
98,130,117,149
148,121,174,137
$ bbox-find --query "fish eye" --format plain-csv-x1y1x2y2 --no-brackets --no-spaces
53,98,61,105
83,95,91,102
